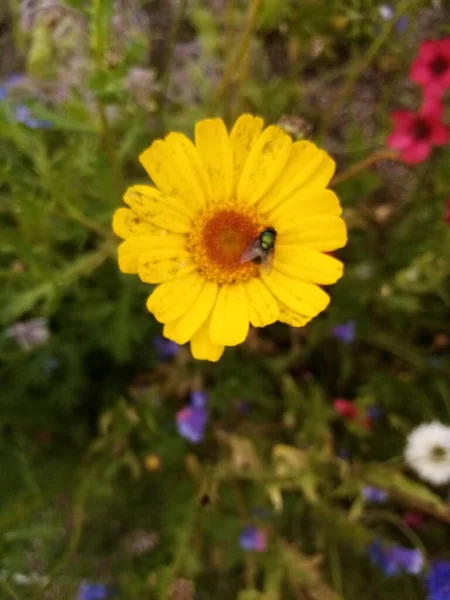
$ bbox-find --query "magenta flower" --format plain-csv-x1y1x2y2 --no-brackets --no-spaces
410,38,450,99
387,98,449,164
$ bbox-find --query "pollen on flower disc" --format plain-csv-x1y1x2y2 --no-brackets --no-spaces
188,204,264,284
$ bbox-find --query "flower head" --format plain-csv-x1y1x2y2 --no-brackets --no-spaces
152,335,180,359
331,320,356,343
113,115,346,361
410,38,450,98
76,582,109,600
6,317,50,352
405,422,450,485
176,392,208,443
239,526,267,552
426,561,450,600
387,98,449,164
362,486,388,503
333,398,358,420
369,540,424,576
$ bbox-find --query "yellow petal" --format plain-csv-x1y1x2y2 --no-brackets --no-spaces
138,250,195,284
146,272,204,323
278,304,311,327
209,283,249,346
274,247,344,284
124,185,193,232
261,269,330,317
258,142,335,215
229,114,264,193
163,281,218,344
244,278,279,327
139,132,209,211
190,318,225,362
270,189,342,226
195,118,233,204
118,238,153,274
237,125,292,206
112,208,160,239
276,215,347,251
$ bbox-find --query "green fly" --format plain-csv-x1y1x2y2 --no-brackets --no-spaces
240,227,277,272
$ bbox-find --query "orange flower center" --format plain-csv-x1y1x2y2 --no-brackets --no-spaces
188,203,264,284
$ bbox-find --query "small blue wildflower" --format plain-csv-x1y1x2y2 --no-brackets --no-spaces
152,336,180,360
378,5,408,33
331,321,356,344
77,582,109,600
176,393,208,444
369,540,424,576
0,86,7,101
362,486,388,503
190,390,207,408
367,404,384,420
426,561,450,600
239,526,267,552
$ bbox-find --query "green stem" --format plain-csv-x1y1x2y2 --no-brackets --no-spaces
97,100,123,203
0,581,21,600
318,0,412,140
332,149,399,186
208,0,262,115
160,0,189,98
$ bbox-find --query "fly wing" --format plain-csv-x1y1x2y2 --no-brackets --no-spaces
261,249,274,274
240,241,264,264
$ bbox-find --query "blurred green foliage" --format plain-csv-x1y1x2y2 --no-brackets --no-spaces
0,0,450,598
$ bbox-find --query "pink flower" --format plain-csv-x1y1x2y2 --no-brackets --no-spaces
387,98,449,164
333,398,359,420
410,38,450,98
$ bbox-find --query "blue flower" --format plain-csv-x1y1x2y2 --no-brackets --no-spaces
369,540,424,576
366,404,384,420
77,582,109,600
190,390,207,408
426,561,450,600
176,406,207,443
152,336,180,359
331,321,356,344
239,526,267,552
362,486,388,503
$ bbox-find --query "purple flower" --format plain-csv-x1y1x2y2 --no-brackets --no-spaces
176,405,207,443
331,321,356,344
239,526,267,552
369,540,424,576
152,336,180,360
362,486,388,503
190,390,207,408
426,561,450,600
77,582,109,600
6,318,50,352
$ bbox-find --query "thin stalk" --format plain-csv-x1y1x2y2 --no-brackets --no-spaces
332,148,399,186
318,0,412,139
208,0,262,115
0,581,21,600
160,0,189,98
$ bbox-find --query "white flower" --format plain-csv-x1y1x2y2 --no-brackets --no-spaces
405,422,450,485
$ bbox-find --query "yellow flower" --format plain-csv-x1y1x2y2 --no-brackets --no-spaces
113,115,347,362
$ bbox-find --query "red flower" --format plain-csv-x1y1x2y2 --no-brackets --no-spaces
387,98,449,164
333,398,359,420
410,38,450,98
